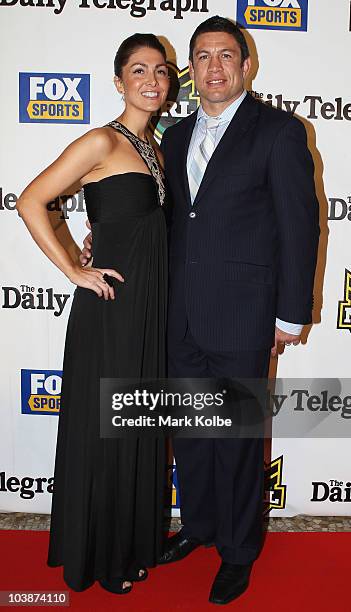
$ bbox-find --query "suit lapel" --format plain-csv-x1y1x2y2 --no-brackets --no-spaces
180,111,198,207
193,94,260,207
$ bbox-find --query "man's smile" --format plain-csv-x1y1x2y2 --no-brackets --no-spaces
206,79,227,87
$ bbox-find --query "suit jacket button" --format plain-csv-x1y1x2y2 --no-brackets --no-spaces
189,211,196,218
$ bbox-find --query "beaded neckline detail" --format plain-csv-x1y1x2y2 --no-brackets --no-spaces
112,121,151,145
105,120,165,207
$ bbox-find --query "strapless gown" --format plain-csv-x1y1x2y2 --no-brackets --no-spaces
47,123,168,591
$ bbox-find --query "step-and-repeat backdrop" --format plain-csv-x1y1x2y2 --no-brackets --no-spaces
0,1,350,517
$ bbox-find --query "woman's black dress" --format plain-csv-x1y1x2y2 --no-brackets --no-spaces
47,121,167,591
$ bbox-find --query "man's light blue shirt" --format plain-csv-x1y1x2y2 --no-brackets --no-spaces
187,90,248,172
186,90,302,336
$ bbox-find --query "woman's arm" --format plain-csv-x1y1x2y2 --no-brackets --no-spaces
16,129,124,300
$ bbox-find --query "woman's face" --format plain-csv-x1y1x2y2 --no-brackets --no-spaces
115,46,169,114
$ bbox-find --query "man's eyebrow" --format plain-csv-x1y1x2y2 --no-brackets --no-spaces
195,48,236,55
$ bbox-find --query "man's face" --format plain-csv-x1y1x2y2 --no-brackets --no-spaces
189,31,251,115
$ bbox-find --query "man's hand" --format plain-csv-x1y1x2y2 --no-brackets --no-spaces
80,219,92,266
271,326,301,358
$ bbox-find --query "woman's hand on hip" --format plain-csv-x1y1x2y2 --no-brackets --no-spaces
69,265,124,300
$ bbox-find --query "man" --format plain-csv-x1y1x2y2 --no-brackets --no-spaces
81,17,319,605
158,16,319,605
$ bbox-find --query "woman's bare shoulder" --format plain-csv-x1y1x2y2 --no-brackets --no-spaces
74,126,116,155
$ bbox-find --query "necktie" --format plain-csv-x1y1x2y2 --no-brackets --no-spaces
189,116,220,204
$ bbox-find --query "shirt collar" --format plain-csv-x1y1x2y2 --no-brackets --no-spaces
197,90,247,125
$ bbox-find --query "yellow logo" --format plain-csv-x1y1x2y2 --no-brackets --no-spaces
21,370,62,415
337,270,351,332
237,0,308,31
19,73,90,124
245,5,301,27
264,455,287,513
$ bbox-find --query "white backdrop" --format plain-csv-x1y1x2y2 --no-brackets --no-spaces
0,0,350,517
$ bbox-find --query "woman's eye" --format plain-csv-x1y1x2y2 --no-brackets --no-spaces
133,68,144,74
158,69,167,76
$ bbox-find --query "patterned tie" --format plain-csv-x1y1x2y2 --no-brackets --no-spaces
189,116,220,204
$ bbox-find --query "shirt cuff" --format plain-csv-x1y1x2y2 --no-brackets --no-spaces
275,318,303,336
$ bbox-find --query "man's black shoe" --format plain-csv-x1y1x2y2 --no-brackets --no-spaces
158,531,202,564
209,561,252,605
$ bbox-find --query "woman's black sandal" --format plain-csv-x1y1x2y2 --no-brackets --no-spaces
125,566,148,582
98,577,133,594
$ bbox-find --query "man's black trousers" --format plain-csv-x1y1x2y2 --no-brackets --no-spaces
168,325,271,565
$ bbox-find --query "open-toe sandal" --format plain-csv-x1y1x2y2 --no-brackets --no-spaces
98,577,133,594
125,566,148,582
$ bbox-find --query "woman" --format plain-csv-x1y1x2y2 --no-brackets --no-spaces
16,33,170,594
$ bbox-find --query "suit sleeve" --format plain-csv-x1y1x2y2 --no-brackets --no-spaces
269,116,320,324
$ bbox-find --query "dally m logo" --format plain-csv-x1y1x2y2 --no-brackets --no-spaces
237,0,308,31
19,73,90,124
264,455,287,513
152,63,200,143
337,270,351,333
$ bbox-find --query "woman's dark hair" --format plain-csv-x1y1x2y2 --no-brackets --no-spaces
114,33,167,77
189,16,250,66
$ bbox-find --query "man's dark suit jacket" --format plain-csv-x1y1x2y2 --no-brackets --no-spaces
161,93,320,352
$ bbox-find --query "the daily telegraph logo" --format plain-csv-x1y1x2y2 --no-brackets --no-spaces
250,90,351,121
337,270,351,333
47,190,86,219
2,285,70,317
0,471,54,499
19,73,90,124
311,479,351,503
1,187,86,219
328,196,351,222
236,0,308,31
21,369,62,415
157,85,351,137
264,455,287,514
0,0,209,19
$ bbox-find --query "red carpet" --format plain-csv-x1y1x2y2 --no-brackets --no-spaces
0,530,349,611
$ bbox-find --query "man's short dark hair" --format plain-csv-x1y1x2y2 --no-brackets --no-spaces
189,16,250,66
